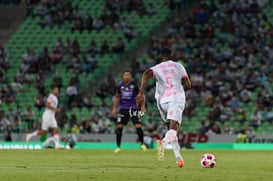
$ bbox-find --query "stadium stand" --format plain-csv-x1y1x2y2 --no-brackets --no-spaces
1,0,272,138
1,0,174,133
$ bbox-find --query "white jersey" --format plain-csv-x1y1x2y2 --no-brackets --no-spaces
44,93,58,116
150,60,188,104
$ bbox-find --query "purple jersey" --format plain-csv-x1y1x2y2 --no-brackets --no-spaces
116,81,139,109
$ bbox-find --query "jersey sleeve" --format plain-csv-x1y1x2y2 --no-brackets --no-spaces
116,83,121,94
47,94,53,103
179,64,188,79
150,66,157,78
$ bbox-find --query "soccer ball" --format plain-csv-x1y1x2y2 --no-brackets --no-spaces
200,153,216,168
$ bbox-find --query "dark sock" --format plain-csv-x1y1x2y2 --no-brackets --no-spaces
116,128,123,147
136,127,144,144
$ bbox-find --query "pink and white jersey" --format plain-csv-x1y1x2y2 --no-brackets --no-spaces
150,60,188,104
44,93,58,115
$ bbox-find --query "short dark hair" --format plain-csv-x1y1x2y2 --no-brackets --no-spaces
122,69,131,74
51,84,58,90
161,47,172,58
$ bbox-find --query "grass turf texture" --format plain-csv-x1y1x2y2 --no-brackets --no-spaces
0,149,272,181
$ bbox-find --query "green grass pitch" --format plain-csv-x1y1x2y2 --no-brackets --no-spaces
0,149,273,181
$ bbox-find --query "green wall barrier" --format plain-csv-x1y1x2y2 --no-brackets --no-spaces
193,143,273,150
0,142,144,150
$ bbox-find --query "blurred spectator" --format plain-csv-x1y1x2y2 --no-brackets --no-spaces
34,93,45,111
0,112,12,141
145,118,157,134
0,45,9,70
223,123,233,134
112,37,125,54
240,88,252,103
82,92,93,109
65,130,77,149
91,116,105,133
56,109,69,130
234,108,247,124
100,40,110,55
52,73,63,89
96,82,109,102
198,120,207,135
93,17,104,30
87,39,99,55
82,119,91,133
23,105,35,130
66,82,78,109
86,14,93,32
71,123,80,134
208,123,221,134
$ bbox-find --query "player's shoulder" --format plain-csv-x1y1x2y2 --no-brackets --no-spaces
116,81,124,88
48,93,57,99
130,80,137,85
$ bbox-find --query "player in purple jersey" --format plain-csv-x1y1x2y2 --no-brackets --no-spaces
112,70,147,153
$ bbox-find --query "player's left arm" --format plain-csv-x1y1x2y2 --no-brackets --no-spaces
180,64,191,90
182,76,191,90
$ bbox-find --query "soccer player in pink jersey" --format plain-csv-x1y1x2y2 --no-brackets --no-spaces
26,84,62,149
136,47,191,167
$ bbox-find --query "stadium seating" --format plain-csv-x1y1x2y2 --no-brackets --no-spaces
2,0,171,133
2,0,273,136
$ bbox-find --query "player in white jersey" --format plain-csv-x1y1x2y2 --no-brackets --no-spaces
26,84,62,149
136,47,191,168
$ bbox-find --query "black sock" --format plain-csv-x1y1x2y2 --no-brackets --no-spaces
136,127,144,144
116,128,123,147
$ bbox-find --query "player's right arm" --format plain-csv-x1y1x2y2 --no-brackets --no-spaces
111,91,120,116
136,69,153,105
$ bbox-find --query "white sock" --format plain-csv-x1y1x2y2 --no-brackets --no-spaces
53,133,60,146
170,137,183,160
44,137,54,147
28,130,39,140
163,129,177,144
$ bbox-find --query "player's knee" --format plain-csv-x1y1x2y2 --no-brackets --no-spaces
134,124,141,128
136,127,143,134
115,127,123,135
117,124,124,129
168,120,180,130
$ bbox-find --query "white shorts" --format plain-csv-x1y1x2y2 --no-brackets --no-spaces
157,101,185,125
41,112,58,130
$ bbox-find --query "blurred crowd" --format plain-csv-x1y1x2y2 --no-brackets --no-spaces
131,0,273,137
1,0,273,139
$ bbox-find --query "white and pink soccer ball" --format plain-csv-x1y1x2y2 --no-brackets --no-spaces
200,153,216,168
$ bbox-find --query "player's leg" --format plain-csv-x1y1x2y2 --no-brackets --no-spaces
114,109,127,153
26,115,49,142
132,112,147,151
51,117,61,148
43,136,55,148
45,117,61,149
26,129,47,142
52,127,61,148
114,123,123,153
156,102,168,160
166,120,184,167
163,102,185,167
